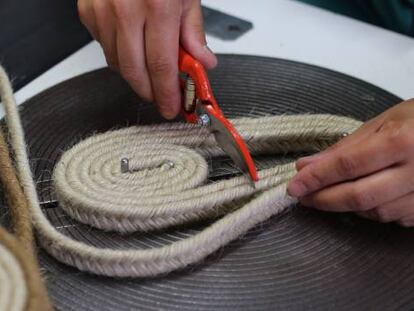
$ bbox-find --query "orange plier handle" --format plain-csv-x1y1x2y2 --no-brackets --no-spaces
178,47,221,123
177,47,259,183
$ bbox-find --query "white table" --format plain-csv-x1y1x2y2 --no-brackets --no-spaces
13,0,414,109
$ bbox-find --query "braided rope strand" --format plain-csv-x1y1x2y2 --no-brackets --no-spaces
0,65,362,277
0,242,27,311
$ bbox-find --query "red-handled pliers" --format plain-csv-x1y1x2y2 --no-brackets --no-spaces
178,47,258,183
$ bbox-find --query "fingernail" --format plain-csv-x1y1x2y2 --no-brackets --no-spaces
203,45,218,67
161,109,176,120
287,179,308,198
296,155,318,171
298,153,322,163
204,44,213,54
299,155,315,162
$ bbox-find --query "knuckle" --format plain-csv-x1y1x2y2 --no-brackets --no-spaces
303,170,325,191
347,189,375,211
385,121,411,150
147,0,180,22
191,21,205,36
147,56,174,76
372,207,392,223
147,0,167,13
110,0,129,20
337,154,358,178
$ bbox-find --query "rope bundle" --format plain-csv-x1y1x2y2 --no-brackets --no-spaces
53,115,359,233
0,67,52,310
0,65,362,278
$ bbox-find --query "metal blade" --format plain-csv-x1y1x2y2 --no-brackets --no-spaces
203,107,257,186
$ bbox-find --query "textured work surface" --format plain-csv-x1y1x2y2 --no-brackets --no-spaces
2,55,413,310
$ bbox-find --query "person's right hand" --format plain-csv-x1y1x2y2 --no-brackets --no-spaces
77,0,217,119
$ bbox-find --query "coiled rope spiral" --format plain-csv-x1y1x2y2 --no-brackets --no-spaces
0,66,362,278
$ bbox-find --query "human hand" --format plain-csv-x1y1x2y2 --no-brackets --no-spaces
288,99,414,226
77,0,217,119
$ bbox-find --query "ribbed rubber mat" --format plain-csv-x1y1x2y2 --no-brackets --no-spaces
5,55,413,311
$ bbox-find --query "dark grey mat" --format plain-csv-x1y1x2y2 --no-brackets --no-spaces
2,55,412,311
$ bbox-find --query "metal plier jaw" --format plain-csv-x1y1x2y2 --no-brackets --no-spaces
178,47,258,183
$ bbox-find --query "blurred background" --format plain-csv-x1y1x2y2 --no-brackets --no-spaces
1,0,413,91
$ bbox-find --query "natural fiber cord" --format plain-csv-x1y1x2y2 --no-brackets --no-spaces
0,65,362,278
0,67,53,310
0,227,52,311
0,231,27,311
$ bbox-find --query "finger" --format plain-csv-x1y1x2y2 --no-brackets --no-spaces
355,211,375,221
397,217,414,228
288,127,404,198
114,0,153,101
300,165,413,212
397,208,414,227
180,0,217,69
357,191,414,223
145,0,182,119
93,0,118,69
77,0,100,40
296,116,383,171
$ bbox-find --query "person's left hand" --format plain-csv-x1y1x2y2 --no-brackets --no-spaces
287,98,414,227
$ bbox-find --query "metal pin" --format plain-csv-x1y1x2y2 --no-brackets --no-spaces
164,160,175,168
198,113,211,126
121,158,130,173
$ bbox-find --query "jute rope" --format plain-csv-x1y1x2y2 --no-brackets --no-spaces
0,130,34,254
0,231,27,311
0,65,362,278
0,67,53,310
0,227,52,311
0,137,53,310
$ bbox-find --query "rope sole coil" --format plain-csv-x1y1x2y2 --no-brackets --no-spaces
0,65,363,277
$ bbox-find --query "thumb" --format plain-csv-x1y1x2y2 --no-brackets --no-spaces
180,0,217,69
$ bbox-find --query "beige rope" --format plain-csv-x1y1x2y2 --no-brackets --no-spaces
0,67,53,310
0,240,27,311
0,226,53,311
54,115,359,233
0,65,362,278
